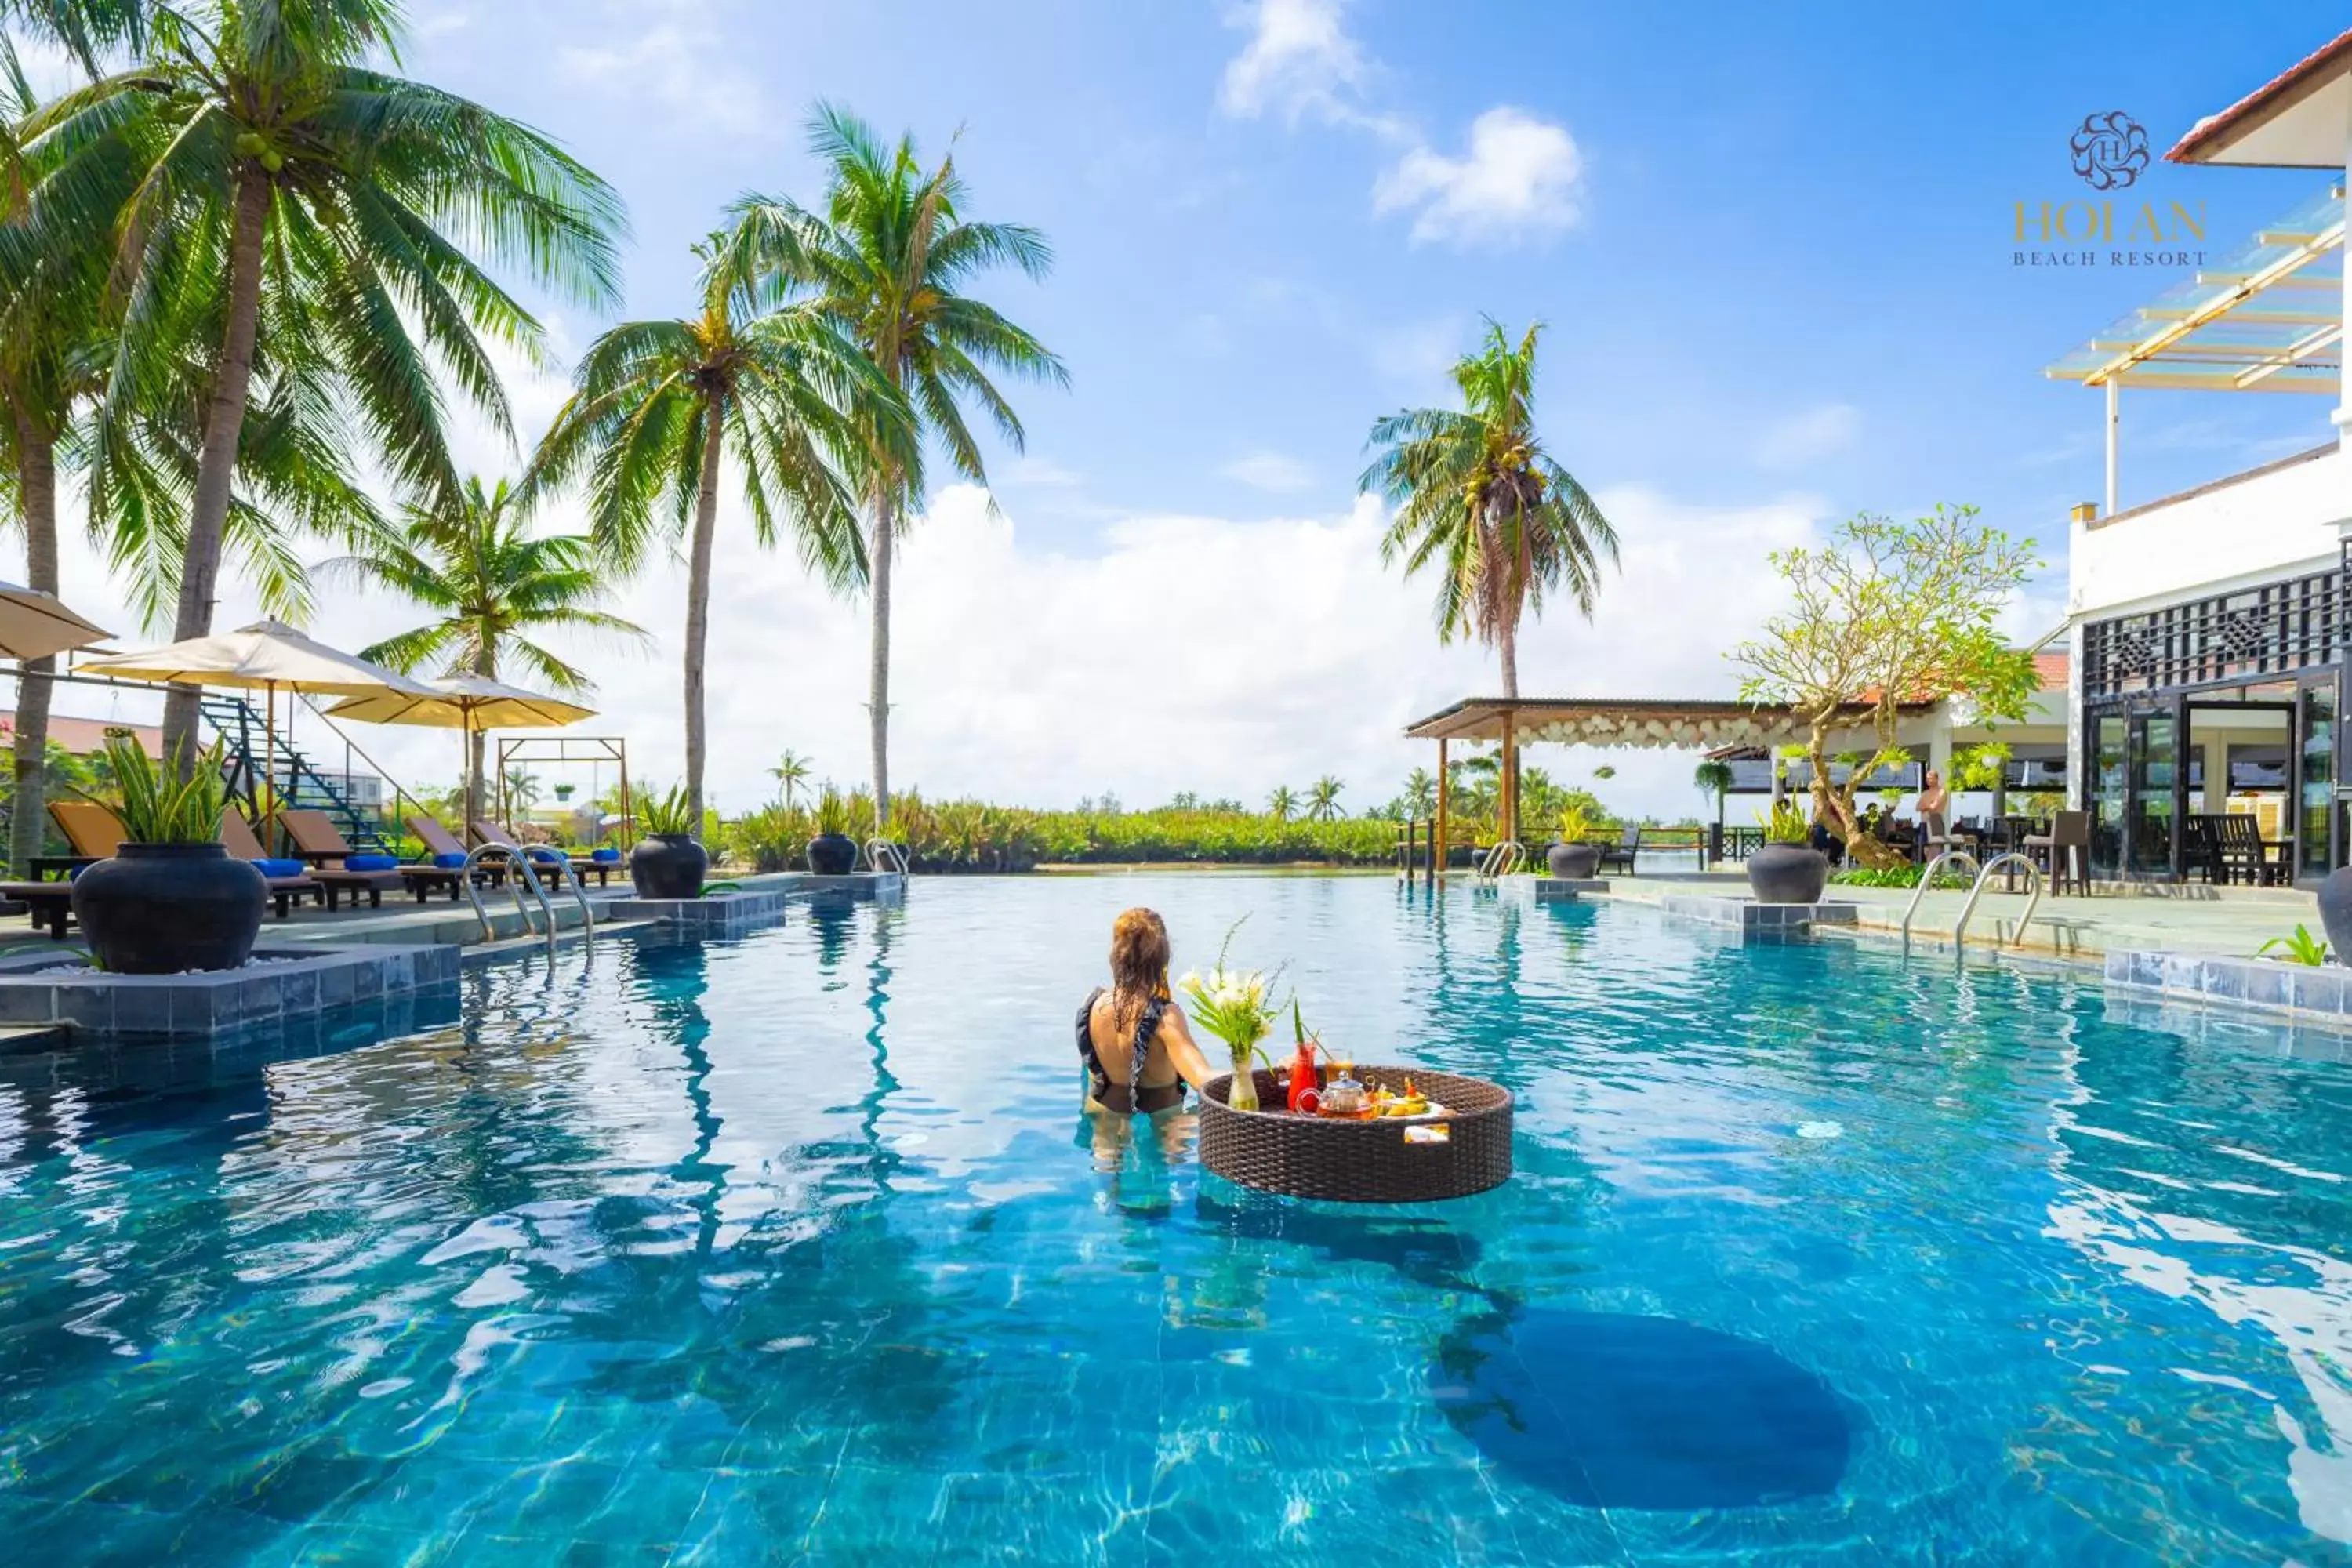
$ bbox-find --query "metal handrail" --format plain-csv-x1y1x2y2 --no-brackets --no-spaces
866,837,908,876
523,847,596,950
1952,852,2044,960
1900,849,1980,955
1477,840,1526,880
460,843,557,956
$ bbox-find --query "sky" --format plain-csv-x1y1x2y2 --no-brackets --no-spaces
25,0,2352,819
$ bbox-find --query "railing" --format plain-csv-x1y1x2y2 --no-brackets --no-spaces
296,694,437,851
459,843,558,956
1951,853,2044,960
199,694,389,853
1900,850,1980,955
866,838,909,876
1476,840,1526,880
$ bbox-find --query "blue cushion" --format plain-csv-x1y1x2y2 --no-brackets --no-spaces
434,851,468,869
344,854,396,872
591,847,622,862
525,846,565,862
253,858,306,878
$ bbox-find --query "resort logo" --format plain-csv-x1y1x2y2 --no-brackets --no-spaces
2071,111,2149,191
2013,111,2202,269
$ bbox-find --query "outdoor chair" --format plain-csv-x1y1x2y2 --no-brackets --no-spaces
2216,812,2287,886
216,812,327,917
2023,810,2089,896
42,800,123,879
471,819,618,887
1595,826,1641,875
404,815,499,902
274,810,402,909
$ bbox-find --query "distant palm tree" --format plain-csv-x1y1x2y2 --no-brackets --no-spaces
1403,767,1436,817
503,768,541,814
1266,785,1298,822
317,476,647,827
34,0,625,764
770,750,814,809
528,219,893,838
735,104,1065,832
1360,318,1617,696
1306,776,1344,822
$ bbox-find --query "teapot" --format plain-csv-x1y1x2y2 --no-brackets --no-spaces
1323,1071,1366,1116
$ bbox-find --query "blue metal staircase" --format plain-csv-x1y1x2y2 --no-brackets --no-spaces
198,694,391,853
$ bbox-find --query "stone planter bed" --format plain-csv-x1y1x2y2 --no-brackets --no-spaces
0,942,459,1039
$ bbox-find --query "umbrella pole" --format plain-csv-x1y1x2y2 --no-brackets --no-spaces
264,681,277,855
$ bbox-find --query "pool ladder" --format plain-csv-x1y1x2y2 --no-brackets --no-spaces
866,837,909,876
1476,840,1526,880
459,843,595,957
1900,849,2042,962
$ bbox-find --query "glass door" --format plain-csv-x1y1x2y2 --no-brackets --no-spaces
2299,675,2339,881
2128,710,2176,876
2091,712,2127,876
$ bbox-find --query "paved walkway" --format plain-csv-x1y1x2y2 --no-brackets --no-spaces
1595,871,2321,965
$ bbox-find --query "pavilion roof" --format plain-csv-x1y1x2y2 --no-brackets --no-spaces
1400,697,1926,749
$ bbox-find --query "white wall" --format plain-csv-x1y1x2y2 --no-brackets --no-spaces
2069,444,2350,621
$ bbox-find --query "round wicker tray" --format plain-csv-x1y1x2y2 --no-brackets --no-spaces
1198,1065,1512,1203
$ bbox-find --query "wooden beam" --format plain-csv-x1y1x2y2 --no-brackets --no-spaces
1501,710,1518,849
1435,738,1450,886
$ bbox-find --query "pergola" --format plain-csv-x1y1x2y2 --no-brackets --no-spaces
1401,695,1918,859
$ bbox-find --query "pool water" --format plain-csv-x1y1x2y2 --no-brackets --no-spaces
4,876,2352,1565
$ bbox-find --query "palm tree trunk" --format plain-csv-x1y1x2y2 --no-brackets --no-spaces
1497,614,1519,699
9,416,56,877
466,645,494,829
162,168,273,770
868,482,895,835
681,399,725,840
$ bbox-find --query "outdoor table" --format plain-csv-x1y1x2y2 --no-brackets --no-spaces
1199,1065,1513,1203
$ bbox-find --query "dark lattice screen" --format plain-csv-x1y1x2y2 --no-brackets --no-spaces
2082,567,2348,698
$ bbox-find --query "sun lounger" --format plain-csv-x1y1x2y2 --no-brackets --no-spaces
273,810,401,909
40,800,122,880
217,814,328,916
0,880,74,937
470,820,618,887
404,815,500,901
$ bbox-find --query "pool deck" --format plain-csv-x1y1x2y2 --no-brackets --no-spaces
1573,870,2317,967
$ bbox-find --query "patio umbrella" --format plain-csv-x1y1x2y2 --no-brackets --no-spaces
0,582,111,661
75,619,435,837
324,673,595,843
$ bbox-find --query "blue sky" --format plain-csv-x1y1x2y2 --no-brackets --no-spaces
48,1,2352,813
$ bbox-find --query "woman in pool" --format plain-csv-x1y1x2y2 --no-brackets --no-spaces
1076,908,1218,1123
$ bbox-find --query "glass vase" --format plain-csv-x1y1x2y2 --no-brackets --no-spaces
1226,1036,1261,1112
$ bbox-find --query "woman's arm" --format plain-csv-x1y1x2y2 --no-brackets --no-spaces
1156,1004,1220,1093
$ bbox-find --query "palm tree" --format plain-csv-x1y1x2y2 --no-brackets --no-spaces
1306,776,1344,822
735,104,1065,832
316,476,647,827
28,0,624,764
1693,757,1734,828
1360,318,1618,697
1265,784,1297,822
502,767,539,814
770,749,812,809
526,220,891,838
1402,767,1436,817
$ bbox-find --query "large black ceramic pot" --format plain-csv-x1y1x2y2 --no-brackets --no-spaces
630,833,708,899
1747,843,1829,905
2317,866,2352,964
1547,841,1602,880
806,832,858,875
73,841,267,974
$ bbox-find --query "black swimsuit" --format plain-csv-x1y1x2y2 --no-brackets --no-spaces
1076,987,1185,1114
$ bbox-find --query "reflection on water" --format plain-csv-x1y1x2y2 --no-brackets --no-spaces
0,880,2350,1563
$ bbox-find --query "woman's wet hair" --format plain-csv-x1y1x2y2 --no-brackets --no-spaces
1108,908,1171,1036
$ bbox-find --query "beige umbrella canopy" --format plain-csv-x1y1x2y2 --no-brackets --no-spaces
76,619,435,834
0,581,111,661
325,673,596,843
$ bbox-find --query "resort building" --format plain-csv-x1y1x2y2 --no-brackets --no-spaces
2048,29,2352,885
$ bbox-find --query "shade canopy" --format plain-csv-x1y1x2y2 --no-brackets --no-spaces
2169,28,2352,169
77,619,434,699
0,582,111,661
1401,696,1924,750
324,673,595,731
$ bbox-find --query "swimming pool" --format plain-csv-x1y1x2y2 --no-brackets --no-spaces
2,875,2348,1565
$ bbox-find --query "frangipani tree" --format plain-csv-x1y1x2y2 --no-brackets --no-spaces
1730,505,2039,869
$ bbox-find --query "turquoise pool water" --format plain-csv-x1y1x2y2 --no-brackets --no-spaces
3,875,2351,1564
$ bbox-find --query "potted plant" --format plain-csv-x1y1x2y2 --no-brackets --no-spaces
1747,797,1828,904
553,782,575,802
628,783,708,899
71,734,266,974
807,790,859,875
1547,801,1602,880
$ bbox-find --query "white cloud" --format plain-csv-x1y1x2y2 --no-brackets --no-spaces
556,8,763,136
1218,452,1317,493
1002,456,1081,488
1218,0,1366,122
1751,402,1860,471
1374,107,1584,246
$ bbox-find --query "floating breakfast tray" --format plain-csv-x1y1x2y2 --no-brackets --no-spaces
1197,1065,1513,1203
